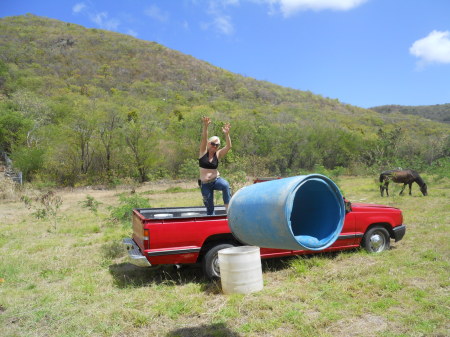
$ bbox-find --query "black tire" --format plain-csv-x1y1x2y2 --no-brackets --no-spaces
202,243,234,279
362,226,390,253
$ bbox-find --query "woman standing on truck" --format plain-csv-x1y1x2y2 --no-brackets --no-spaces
199,116,232,215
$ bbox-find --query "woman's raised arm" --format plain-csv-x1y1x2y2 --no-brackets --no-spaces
218,122,231,159
199,116,211,157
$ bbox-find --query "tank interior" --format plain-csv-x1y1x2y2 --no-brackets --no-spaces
290,178,342,249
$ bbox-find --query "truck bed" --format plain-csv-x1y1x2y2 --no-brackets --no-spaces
135,206,227,220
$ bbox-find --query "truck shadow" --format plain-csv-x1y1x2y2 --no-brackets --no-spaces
166,322,241,337
109,263,207,288
109,257,294,290
109,250,362,290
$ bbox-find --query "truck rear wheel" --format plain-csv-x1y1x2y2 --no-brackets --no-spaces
362,226,390,253
202,243,234,279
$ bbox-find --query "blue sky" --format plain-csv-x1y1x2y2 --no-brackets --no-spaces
1,0,450,108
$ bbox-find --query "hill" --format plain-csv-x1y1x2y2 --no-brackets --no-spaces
370,104,450,124
0,14,449,185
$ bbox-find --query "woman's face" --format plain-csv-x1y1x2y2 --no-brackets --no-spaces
208,140,220,151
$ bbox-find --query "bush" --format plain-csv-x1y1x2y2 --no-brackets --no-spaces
305,164,344,182
428,157,450,179
147,168,171,181
225,170,248,195
78,195,102,213
0,175,17,200
21,190,63,230
178,158,198,179
102,241,124,259
109,193,150,224
11,146,44,182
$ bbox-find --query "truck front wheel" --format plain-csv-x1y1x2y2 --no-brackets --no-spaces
362,227,390,253
202,243,234,279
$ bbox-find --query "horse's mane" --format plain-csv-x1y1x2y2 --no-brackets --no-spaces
408,169,425,186
415,174,425,186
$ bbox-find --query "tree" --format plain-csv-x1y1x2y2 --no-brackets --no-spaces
122,113,160,182
10,146,44,182
97,104,124,179
67,98,98,175
0,105,32,152
10,89,49,147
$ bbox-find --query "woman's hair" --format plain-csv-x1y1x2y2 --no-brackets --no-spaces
208,136,220,144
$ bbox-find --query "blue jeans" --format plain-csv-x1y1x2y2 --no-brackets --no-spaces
200,177,231,215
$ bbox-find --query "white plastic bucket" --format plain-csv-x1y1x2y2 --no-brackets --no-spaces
218,246,263,295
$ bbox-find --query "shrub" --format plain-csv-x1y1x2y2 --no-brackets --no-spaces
21,190,63,230
10,147,44,182
226,170,248,195
0,175,17,200
178,158,198,179
428,157,450,179
78,195,101,213
109,193,150,224
102,241,124,259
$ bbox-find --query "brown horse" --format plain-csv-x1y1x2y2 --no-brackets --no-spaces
379,169,427,197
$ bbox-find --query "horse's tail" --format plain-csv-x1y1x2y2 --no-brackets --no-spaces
379,173,386,183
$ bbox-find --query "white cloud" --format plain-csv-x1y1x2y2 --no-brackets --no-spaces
144,5,169,22
200,15,235,35
213,15,235,35
72,3,122,32
410,30,450,66
221,0,240,5
72,3,86,14
90,12,120,31
127,29,138,38
261,0,368,16
202,1,236,35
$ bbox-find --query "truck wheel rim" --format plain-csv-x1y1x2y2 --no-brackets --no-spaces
370,233,385,252
213,255,220,276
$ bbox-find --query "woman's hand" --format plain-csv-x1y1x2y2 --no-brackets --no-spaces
222,123,231,135
202,116,211,127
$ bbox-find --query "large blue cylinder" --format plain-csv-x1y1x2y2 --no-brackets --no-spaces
228,175,345,251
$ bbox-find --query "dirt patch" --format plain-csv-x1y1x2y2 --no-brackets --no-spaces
407,277,430,290
327,314,388,337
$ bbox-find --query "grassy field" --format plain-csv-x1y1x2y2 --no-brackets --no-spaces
0,175,449,337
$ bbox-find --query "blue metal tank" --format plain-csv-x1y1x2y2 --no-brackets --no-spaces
228,175,345,251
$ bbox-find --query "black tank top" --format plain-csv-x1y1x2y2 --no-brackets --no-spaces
199,152,219,169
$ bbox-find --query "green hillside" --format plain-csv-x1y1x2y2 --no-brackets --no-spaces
370,104,450,124
1,14,449,185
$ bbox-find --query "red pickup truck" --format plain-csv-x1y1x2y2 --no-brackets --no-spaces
123,192,405,279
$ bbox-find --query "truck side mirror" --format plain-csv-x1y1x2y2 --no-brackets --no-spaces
344,199,352,214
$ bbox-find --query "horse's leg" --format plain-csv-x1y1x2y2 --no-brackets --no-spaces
386,182,389,197
380,176,385,196
409,183,413,195
399,183,406,195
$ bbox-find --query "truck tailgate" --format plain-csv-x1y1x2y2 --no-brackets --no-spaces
132,211,146,250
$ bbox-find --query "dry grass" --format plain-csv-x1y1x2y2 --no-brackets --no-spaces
0,176,449,337
0,175,19,201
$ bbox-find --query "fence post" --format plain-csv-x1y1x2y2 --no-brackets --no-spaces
1,150,23,185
